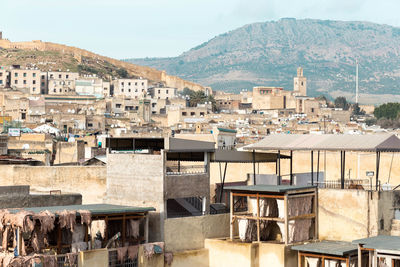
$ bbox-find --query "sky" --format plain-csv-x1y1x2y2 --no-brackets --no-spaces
2,0,400,59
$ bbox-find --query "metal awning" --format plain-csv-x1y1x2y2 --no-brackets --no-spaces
166,137,215,152
244,134,400,152
210,149,290,163
292,241,358,256
353,235,400,252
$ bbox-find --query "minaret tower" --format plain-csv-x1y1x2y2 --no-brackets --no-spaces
293,67,307,96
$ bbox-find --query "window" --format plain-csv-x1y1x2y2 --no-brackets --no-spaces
59,74,62,79
121,89,124,92
14,73,18,77
0,73,2,77
23,73,27,77
33,80,36,85
23,80,27,85
166,97,168,100
182,112,187,116
41,82,45,86
158,90,160,94
121,82,124,86
190,112,195,116
135,82,137,86
21,113,26,120
33,73,36,78
53,89,56,92
88,123,93,127
41,75,45,79
0,80,2,85
142,82,144,86
135,89,138,92
66,75,69,79
15,80,18,84
301,82,304,86
128,89,131,92
128,82,131,86
166,90,169,94
32,87,36,91
311,108,315,113
50,74,54,78
116,104,121,108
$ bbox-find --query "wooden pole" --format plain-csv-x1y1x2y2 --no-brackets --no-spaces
278,150,281,184
311,151,314,185
358,245,362,267
145,214,149,243
290,150,293,185
317,150,320,183
230,192,233,240
256,193,260,242
253,150,256,185
284,194,289,245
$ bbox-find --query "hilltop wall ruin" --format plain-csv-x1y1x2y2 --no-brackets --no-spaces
0,39,205,91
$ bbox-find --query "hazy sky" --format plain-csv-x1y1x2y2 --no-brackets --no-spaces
2,0,400,59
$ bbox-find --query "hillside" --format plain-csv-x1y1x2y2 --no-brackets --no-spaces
126,18,400,103
0,39,204,91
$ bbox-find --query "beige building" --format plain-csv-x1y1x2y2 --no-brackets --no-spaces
149,87,177,100
0,69,7,88
252,87,294,110
167,105,211,126
9,67,41,94
47,71,79,95
112,78,148,99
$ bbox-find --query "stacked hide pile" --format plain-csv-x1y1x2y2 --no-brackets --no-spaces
0,208,92,266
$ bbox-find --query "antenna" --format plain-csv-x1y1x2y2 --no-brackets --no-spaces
356,60,359,104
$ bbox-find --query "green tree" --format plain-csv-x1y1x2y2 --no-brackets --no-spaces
334,97,349,110
352,103,365,116
374,103,400,119
117,68,128,78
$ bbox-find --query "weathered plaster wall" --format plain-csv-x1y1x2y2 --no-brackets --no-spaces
318,189,398,242
0,185,81,208
0,165,106,204
170,249,209,267
165,173,209,199
106,153,164,242
55,141,85,164
205,239,258,267
164,214,231,252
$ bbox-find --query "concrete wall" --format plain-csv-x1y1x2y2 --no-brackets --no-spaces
165,173,209,199
164,214,231,252
205,239,296,267
170,249,209,267
106,153,164,242
0,165,106,204
55,141,85,164
318,189,400,242
206,239,258,267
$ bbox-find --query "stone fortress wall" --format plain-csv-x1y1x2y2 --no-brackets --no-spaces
0,38,205,92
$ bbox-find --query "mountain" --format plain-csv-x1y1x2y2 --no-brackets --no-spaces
126,18,400,103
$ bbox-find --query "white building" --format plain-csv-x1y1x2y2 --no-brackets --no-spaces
75,78,110,98
112,79,148,99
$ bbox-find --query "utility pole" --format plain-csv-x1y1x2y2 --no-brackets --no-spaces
356,60,359,104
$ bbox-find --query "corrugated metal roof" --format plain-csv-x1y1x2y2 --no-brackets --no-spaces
224,185,316,193
8,204,155,216
353,235,400,251
211,150,290,163
244,134,400,152
291,241,358,256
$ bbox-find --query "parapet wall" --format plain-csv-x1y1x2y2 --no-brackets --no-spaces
0,165,106,203
0,39,205,92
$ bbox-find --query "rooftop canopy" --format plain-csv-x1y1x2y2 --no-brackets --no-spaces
291,241,358,256
244,134,400,152
225,184,316,194
9,204,155,216
353,235,400,251
210,149,290,163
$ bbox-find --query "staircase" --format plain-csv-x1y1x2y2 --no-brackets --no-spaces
391,219,400,236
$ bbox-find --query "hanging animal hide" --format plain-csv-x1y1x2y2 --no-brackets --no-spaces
77,210,91,225
66,253,78,265
127,245,139,261
34,211,55,234
117,247,128,263
127,220,140,239
164,252,173,265
57,210,76,232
